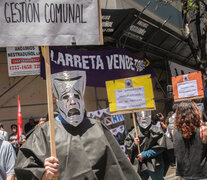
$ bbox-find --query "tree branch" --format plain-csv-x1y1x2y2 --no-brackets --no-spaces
198,0,207,6
195,1,202,48
200,4,207,60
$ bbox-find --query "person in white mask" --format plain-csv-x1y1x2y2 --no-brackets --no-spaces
8,124,18,154
137,111,152,129
125,111,173,180
15,70,141,180
52,71,86,127
8,124,26,154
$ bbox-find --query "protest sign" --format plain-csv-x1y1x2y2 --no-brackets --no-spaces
87,108,125,126
87,108,126,152
40,47,155,86
87,108,110,118
7,46,40,76
106,75,155,115
0,0,101,46
172,71,204,101
1,0,103,176
106,75,155,152
110,125,125,135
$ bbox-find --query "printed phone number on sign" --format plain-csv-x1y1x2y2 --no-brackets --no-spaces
10,64,40,70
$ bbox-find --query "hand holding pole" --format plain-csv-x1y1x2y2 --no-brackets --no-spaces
132,111,141,154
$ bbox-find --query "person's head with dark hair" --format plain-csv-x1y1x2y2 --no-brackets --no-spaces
175,101,201,139
0,123,3,129
10,124,17,129
29,117,36,125
152,112,164,125
10,124,17,133
152,114,159,125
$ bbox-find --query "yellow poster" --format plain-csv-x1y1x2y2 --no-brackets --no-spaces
106,75,155,115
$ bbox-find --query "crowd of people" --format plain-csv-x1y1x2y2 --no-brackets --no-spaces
124,102,207,180
0,70,207,180
0,117,48,180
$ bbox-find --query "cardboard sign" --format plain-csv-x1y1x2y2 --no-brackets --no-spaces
172,71,204,101
106,75,155,115
7,46,40,76
0,0,100,46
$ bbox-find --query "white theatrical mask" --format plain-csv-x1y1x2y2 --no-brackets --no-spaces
52,71,86,127
137,111,151,129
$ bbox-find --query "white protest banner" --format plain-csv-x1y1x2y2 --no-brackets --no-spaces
87,108,110,118
87,108,125,126
7,46,40,76
111,114,125,124
0,0,100,47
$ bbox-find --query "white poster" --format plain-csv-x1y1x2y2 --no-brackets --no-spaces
115,87,146,110
0,0,100,47
7,46,40,76
177,80,198,98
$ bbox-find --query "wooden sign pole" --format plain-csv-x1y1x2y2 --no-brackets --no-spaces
132,111,141,154
98,0,104,45
44,46,57,180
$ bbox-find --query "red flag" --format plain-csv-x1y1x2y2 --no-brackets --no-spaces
17,96,23,147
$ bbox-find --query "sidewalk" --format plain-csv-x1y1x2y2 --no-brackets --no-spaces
165,173,183,180
164,166,183,180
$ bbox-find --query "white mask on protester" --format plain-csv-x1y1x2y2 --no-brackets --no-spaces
52,71,86,127
137,111,151,129
12,129,17,133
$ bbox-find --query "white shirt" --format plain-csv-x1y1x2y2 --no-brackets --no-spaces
0,130,8,141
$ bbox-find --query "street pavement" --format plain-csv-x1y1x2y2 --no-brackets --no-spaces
164,166,183,180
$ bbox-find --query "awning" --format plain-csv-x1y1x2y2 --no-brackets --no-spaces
102,8,198,70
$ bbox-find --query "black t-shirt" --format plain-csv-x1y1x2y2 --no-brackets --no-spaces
174,128,207,179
